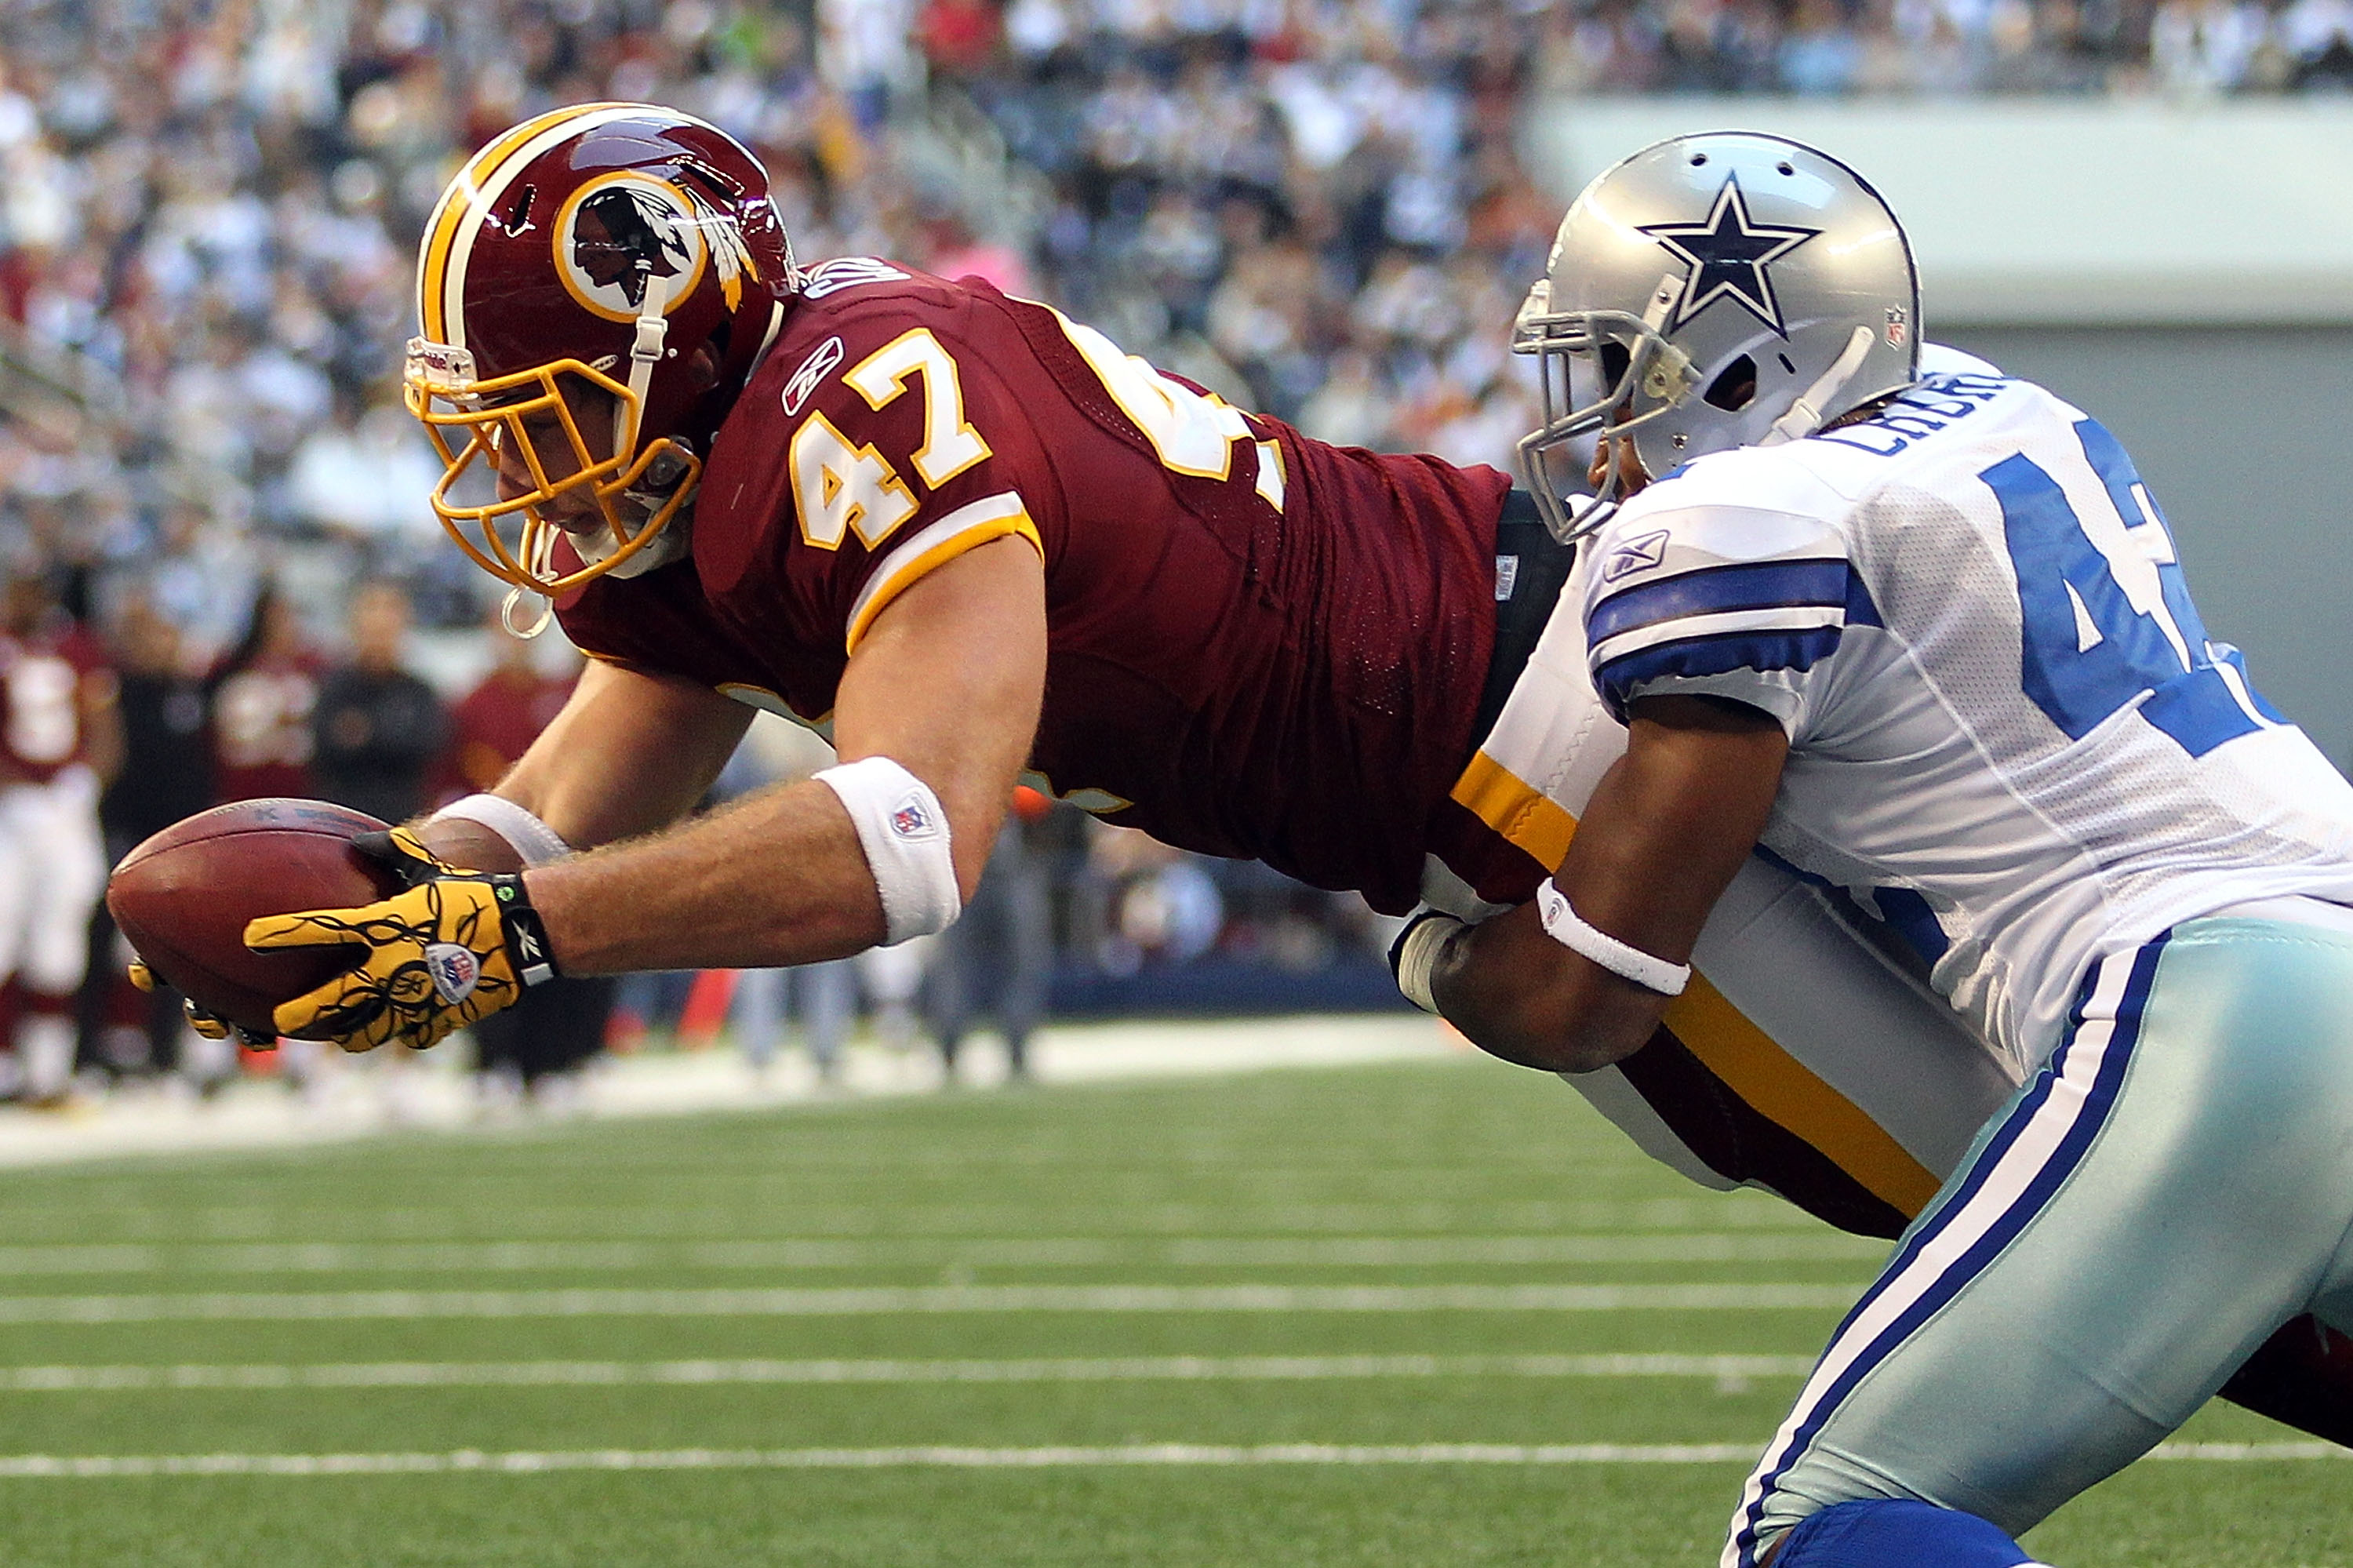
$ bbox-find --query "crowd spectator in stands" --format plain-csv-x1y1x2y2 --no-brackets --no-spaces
440,610,610,1101
310,580,444,826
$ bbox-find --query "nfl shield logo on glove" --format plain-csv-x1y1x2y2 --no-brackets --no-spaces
425,942,482,1004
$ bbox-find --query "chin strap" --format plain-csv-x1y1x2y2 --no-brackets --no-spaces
618,286,669,460
1761,325,1876,447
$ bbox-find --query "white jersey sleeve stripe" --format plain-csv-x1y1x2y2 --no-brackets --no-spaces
1589,605,1849,671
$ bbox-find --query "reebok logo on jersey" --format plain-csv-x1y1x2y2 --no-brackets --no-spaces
1602,529,1671,583
889,795,937,839
425,943,482,1005
782,337,845,417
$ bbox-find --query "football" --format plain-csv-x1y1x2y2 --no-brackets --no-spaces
106,799,402,1040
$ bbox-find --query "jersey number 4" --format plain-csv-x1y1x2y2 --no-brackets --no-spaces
792,328,992,550
1983,418,2278,758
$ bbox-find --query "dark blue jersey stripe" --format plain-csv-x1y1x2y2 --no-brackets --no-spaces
1588,558,1854,645
1592,625,1844,719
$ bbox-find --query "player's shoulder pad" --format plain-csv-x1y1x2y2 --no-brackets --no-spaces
1591,449,1848,595
759,264,989,428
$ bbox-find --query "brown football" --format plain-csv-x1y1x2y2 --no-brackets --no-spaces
107,799,402,1039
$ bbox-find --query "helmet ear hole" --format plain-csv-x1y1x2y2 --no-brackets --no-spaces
1598,340,1632,388
1704,355,1758,412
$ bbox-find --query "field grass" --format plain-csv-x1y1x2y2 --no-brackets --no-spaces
0,1050,2340,1566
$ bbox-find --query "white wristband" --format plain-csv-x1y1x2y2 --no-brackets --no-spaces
1391,909,1465,1014
1537,882,1690,996
427,793,573,868
813,756,962,945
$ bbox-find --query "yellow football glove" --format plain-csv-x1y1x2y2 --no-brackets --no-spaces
242,827,559,1052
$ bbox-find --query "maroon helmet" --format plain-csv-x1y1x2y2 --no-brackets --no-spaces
405,104,798,598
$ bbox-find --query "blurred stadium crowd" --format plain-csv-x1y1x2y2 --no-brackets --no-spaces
0,0,2338,1096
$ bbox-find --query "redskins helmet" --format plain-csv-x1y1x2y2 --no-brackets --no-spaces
1513,132,1918,541
405,104,798,597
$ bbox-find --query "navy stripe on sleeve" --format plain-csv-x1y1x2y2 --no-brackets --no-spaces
1592,625,1844,717
1587,558,1854,645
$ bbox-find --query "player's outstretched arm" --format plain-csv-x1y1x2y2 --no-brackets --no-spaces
471,659,755,854
517,533,1046,975
249,536,1046,1050
1430,695,1788,1074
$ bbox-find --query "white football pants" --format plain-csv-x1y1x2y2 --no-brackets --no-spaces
0,770,106,1097
0,769,106,996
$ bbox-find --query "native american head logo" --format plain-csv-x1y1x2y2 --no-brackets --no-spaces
573,186,692,307
554,171,758,322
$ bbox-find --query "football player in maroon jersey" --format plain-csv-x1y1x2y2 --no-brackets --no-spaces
209,586,323,805
129,104,2351,1448
0,570,121,1104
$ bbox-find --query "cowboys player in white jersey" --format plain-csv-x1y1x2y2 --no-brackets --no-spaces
1400,132,2353,1566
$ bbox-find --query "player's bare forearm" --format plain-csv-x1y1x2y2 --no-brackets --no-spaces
521,536,1048,975
1433,695,1788,1073
518,777,889,970
489,659,751,849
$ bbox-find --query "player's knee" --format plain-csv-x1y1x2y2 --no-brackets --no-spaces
1767,1499,2049,1568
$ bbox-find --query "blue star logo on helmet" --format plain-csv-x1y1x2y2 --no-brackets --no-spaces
1638,175,1821,338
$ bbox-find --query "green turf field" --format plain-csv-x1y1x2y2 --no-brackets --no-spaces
0,1051,2340,1566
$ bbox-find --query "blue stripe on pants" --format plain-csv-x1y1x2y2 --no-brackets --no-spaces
1725,938,2169,1568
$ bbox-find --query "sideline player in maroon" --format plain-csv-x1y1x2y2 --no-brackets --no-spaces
138,104,2351,1448
0,571,121,1104
209,587,322,806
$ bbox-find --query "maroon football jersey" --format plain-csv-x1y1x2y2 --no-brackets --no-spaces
0,626,112,785
558,263,1509,912
211,653,321,803
440,666,577,802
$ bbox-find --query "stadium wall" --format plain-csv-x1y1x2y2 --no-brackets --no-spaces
1523,100,2353,766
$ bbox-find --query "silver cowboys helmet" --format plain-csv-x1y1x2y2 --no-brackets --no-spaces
1513,131,1920,541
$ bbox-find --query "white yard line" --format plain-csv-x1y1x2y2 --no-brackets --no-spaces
0,1282,1867,1322
0,1232,1886,1277
0,1353,1822,1391
0,1016,1456,1170
0,1199,1825,1240
0,1441,2335,1477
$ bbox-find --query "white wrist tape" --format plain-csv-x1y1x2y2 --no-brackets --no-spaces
1536,882,1690,996
427,794,573,868
813,756,962,945
1391,909,1465,1014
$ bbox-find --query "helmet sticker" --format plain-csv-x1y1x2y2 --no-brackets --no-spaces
555,172,729,322
1637,175,1821,338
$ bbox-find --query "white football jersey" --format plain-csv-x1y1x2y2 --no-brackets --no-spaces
1581,344,2353,1071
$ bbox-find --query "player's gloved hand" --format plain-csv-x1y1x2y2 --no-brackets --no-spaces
241,827,559,1053
126,956,277,1050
